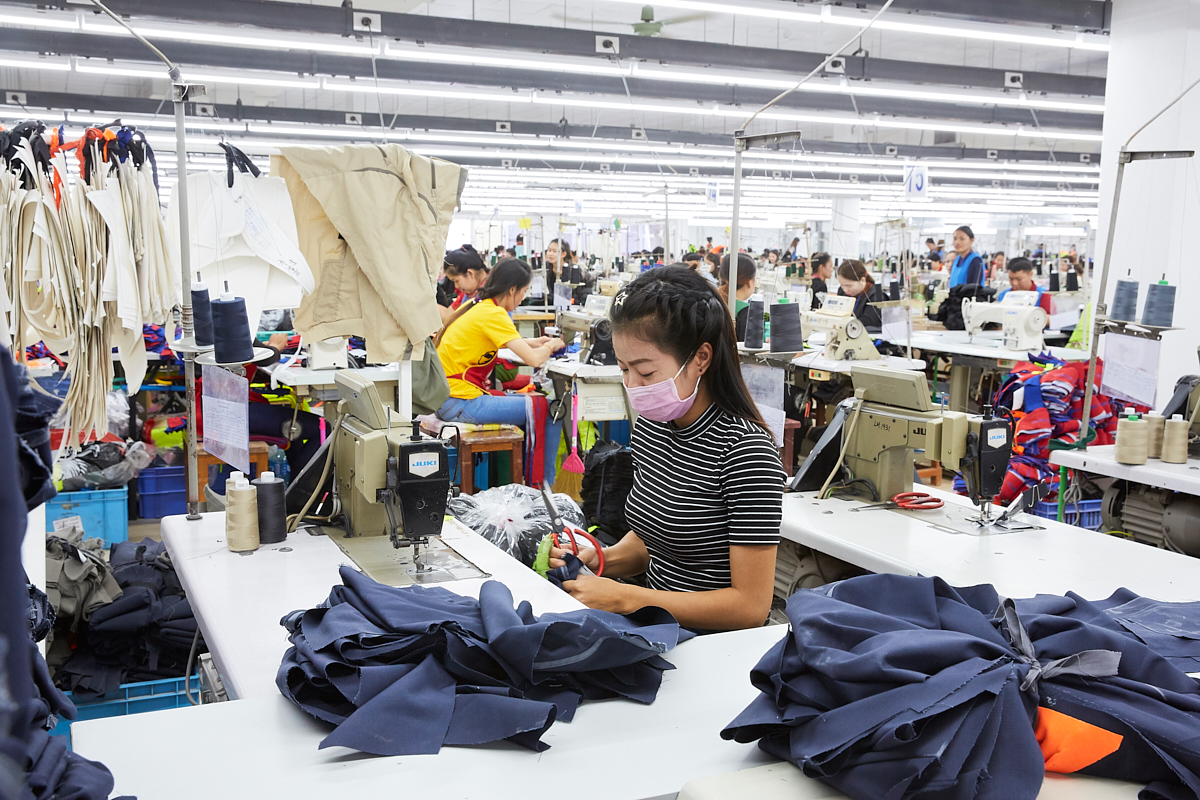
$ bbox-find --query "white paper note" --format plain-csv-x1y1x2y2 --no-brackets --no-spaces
741,363,787,446
880,305,910,345
1100,333,1160,408
202,367,251,473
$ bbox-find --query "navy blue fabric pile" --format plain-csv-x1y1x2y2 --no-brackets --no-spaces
722,574,1200,800
56,539,202,695
277,566,692,756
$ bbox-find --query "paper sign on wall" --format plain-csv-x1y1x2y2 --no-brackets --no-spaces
518,217,532,230
203,366,251,474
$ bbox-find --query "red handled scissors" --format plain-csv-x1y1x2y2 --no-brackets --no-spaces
851,492,945,512
540,484,606,576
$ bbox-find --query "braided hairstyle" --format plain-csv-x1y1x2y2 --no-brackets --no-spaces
611,266,770,436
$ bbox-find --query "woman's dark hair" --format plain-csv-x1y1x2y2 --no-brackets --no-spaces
837,259,875,287
955,225,975,240
548,238,575,263
811,252,832,271
718,252,756,287
682,251,704,264
704,252,720,269
435,258,531,347
443,244,487,277
610,266,770,437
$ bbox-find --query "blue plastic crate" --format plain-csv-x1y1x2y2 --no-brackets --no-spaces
45,487,129,544
1033,498,1103,531
50,675,194,748
137,466,187,518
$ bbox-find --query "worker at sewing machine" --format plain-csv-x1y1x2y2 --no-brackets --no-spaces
947,225,986,288
809,252,832,309
835,260,885,332
998,257,1046,305
718,253,757,340
434,258,567,487
548,266,784,631
443,244,490,311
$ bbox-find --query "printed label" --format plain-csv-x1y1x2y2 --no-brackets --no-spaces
408,453,441,478
987,428,1008,449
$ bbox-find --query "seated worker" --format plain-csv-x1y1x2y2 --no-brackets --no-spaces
925,237,943,263
947,226,986,288
998,257,1045,303
717,253,757,341
683,251,718,284
443,244,490,311
548,266,784,631
809,252,833,309
836,259,885,332
435,258,566,487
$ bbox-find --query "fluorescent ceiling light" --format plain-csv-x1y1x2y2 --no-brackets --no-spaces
1022,226,1088,236
632,64,1104,113
0,10,79,31
73,60,319,88
384,42,627,77
602,0,1109,51
73,61,164,80
530,92,714,117
722,108,1104,142
80,18,378,56
324,79,532,103
0,55,70,71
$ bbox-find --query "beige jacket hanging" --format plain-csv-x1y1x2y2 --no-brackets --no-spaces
273,145,465,364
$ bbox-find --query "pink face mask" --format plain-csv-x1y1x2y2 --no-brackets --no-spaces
623,356,699,422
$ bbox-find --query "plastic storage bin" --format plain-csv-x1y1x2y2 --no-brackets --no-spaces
1033,498,1103,531
137,466,187,518
45,487,129,544
50,675,194,747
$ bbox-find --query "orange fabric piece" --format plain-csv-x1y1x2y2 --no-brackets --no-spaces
1035,706,1123,773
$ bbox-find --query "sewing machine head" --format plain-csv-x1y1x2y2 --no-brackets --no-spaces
802,295,881,361
962,295,1048,350
557,296,617,366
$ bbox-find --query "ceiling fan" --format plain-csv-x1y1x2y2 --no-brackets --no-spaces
553,5,708,38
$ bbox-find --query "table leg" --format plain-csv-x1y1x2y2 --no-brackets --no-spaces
949,362,969,413
511,445,524,487
783,433,795,477
462,447,475,496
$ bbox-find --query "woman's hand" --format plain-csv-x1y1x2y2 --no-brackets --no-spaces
548,544,600,572
544,338,566,353
561,574,637,614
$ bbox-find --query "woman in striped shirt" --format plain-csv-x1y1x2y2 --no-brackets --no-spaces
549,266,785,631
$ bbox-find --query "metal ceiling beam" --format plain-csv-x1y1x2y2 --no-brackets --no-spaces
0,0,1106,97
3,88,1103,170
827,0,1111,30
0,29,1105,133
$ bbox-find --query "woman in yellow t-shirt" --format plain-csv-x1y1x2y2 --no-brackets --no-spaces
435,258,566,486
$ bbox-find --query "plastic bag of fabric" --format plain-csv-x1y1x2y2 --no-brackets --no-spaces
59,441,156,491
448,484,585,566
105,392,130,438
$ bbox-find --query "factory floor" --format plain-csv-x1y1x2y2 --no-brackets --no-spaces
127,519,163,543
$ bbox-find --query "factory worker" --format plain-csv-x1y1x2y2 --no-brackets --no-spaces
835,259,885,332
435,258,566,486
549,266,784,631
947,225,986,288
717,253,757,341
998,257,1045,303
443,245,490,310
546,238,591,304
809,252,833,309
683,251,718,284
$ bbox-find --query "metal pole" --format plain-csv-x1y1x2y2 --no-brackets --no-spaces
663,186,670,263
728,130,745,322
173,80,202,520
1078,151,1128,435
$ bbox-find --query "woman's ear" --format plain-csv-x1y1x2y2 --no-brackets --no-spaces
694,342,714,376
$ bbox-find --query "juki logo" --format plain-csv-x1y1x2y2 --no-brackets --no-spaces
408,453,441,478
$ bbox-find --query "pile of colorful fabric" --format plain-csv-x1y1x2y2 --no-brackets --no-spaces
723,573,1200,800
141,324,180,365
276,566,691,756
975,355,1146,504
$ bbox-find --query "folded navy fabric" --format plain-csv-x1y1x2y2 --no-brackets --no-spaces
277,566,692,756
722,574,1200,800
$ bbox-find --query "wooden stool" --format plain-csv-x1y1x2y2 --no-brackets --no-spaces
917,461,943,487
456,430,524,495
186,441,271,500
781,418,807,477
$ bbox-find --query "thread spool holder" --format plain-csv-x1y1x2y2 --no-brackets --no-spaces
196,346,276,369
1091,315,1179,342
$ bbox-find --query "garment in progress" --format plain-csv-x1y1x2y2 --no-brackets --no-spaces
624,404,784,593
722,573,1200,800
276,566,692,756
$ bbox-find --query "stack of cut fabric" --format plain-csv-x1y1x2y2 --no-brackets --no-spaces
277,566,691,755
44,530,122,673
55,539,202,695
722,573,1200,800
982,355,1145,503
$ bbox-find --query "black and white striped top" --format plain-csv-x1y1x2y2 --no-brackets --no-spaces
625,403,785,593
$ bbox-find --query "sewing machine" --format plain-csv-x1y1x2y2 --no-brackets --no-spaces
557,294,616,366
325,371,484,586
791,365,1019,529
802,295,881,361
962,290,1049,350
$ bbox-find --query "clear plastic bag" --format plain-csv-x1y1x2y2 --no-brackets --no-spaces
60,441,157,491
106,391,130,438
448,484,586,567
